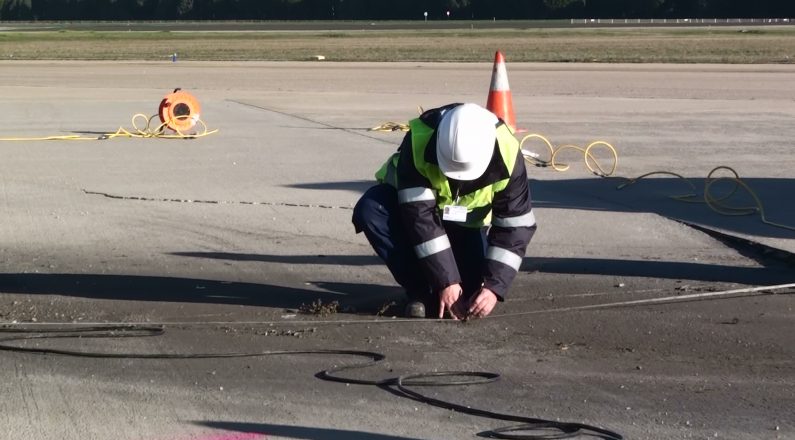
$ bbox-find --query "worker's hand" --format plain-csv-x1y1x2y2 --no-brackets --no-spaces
438,283,465,320
466,288,499,319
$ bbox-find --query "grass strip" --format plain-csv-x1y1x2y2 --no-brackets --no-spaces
1,27,794,63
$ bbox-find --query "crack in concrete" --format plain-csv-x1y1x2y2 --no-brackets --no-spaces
228,99,394,144
81,189,353,210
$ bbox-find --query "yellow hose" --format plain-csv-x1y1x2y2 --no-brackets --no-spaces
519,132,794,232
617,166,795,232
519,133,618,177
368,106,424,133
0,113,218,141
369,122,409,133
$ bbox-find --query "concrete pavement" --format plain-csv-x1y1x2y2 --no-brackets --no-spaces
0,61,793,440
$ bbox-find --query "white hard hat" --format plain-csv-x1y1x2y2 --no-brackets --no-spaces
436,103,498,181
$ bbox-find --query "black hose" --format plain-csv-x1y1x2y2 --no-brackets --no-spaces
0,325,622,440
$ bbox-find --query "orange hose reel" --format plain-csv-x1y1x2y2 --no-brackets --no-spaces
158,88,201,132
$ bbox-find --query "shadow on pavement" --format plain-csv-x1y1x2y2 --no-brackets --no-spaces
170,251,381,266
194,421,427,440
531,176,795,239
286,180,374,193
523,257,793,285
282,177,795,239
0,274,401,312
171,251,792,285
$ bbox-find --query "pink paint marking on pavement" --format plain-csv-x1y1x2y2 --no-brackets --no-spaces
194,434,265,440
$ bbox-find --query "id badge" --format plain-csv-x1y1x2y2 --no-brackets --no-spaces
442,205,468,222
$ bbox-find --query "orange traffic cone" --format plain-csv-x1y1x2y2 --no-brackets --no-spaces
486,50,518,132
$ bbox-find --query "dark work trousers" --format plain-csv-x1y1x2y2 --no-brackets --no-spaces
352,184,487,310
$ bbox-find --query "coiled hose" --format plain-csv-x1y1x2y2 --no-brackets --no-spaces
519,133,794,232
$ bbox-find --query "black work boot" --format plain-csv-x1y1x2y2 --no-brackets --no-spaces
404,300,427,318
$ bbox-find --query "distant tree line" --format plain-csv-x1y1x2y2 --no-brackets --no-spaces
0,0,793,21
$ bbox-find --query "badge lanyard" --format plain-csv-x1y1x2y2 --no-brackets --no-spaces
442,187,467,222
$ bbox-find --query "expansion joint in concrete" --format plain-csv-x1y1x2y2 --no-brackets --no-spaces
81,189,353,210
